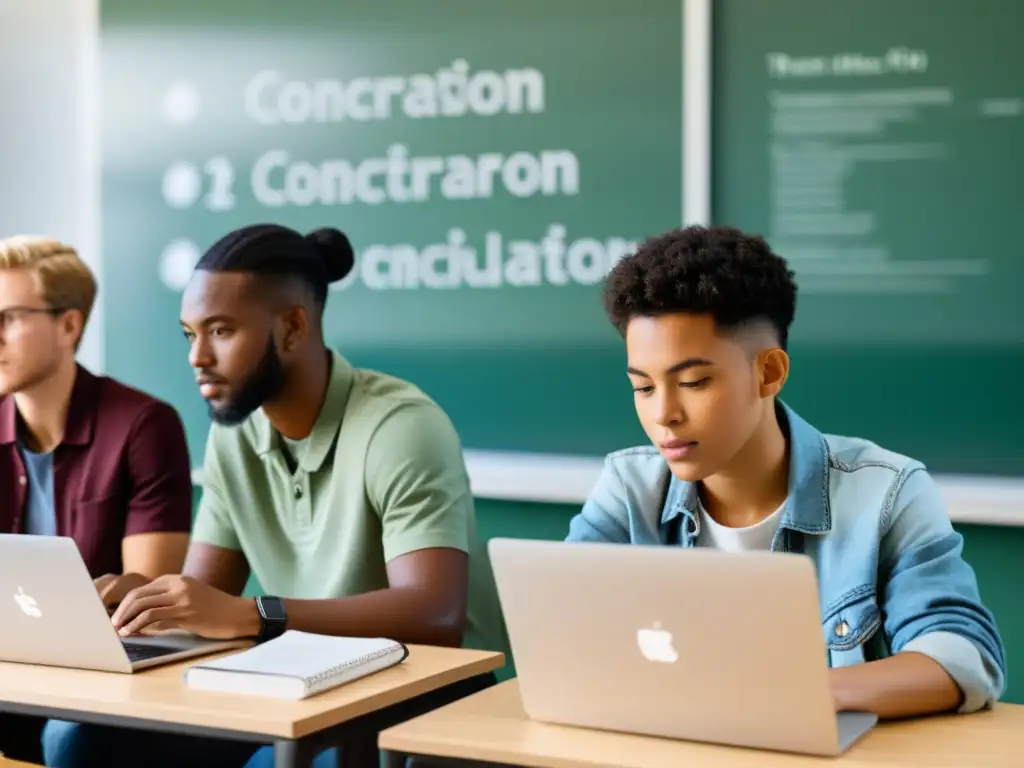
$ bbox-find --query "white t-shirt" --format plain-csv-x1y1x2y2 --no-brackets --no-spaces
694,496,786,551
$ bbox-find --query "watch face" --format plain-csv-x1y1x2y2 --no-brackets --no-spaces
259,596,287,622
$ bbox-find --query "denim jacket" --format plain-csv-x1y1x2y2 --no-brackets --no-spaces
566,402,1006,712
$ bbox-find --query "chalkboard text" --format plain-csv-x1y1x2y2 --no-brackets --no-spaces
766,47,928,78
245,59,545,125
336,224,636,291
251,145,579,206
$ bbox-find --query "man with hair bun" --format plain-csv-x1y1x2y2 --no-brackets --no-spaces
44,224,507,768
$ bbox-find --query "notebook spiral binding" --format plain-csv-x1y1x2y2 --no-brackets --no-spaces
306,644,401,687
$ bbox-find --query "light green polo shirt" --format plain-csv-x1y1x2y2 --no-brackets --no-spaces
192,351,508,662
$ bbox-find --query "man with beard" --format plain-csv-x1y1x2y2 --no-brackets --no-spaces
0,235,192,764
42,224,507,768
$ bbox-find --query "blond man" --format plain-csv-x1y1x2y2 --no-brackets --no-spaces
0,237,193,760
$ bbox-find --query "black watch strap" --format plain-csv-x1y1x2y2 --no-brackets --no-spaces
255,595,288,643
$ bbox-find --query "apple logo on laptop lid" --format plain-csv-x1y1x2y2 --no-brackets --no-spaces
637,621,678,663
14,586,42,618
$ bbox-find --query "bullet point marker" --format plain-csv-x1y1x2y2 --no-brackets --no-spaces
163,82,199,125
159,239,202,290
162,162,201,209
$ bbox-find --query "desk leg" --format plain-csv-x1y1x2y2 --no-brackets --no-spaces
273,737,316,768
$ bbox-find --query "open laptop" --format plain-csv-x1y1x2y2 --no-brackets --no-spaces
488,537,877,757
0,534,248,673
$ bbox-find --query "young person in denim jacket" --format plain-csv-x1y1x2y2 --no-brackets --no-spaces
567,225,1005,718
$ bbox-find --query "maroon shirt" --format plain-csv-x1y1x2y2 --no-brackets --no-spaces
0,365,193,578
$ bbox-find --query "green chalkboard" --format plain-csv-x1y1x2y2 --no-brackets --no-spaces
714,0,1024,475
100,0,685,463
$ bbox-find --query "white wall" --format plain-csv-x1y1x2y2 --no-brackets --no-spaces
0,0,101,371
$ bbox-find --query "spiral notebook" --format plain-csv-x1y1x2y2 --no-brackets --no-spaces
182,630,409,699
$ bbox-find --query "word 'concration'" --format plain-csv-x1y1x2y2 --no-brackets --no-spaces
245,59,545,124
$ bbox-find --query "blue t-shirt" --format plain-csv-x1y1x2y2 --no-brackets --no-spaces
17,441,56,536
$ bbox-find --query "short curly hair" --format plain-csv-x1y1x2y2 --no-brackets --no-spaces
603,225,797,350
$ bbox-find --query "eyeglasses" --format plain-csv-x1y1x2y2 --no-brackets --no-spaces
0,306,68,334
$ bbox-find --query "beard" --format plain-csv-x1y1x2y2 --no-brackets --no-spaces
0,349,62,398
209,334,286,426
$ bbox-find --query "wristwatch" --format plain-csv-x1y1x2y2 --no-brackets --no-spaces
255,595,288,643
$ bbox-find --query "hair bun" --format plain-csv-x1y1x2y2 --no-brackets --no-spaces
305,227,355,282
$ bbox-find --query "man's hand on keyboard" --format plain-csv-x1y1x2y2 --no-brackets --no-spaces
95,572,152,613
111,574,259,640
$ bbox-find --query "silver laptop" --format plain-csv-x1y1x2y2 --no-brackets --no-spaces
488,538,877,757
0,534,247,673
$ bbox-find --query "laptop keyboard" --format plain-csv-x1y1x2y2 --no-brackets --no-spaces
121,641,180,663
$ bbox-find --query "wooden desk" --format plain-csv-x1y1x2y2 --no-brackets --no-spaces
0,757,41,767
379,679,1024,767
0,645,503,768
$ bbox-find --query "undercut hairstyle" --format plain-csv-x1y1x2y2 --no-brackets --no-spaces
0,235,97,349
195,224,355,312
603,225,798,350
